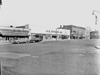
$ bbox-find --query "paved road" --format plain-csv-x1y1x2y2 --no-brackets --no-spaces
0,39,100,75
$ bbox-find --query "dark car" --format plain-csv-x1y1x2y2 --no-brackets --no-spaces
29,39,35,43
29,34,43,43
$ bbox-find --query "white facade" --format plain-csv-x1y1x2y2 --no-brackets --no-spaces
29,25,69,35
57,29,70,35
30,26,70,40
46,29,70,35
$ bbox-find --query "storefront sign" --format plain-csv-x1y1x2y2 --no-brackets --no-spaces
46,30,62,33
46,29,70,35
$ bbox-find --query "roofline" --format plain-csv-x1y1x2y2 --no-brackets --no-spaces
63,25,86,30
0,26,30,31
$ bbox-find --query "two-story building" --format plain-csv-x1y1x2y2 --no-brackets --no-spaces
58,25,86,39
0,25,30,41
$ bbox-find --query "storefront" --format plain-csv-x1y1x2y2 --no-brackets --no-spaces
58,25,86,39
0,26,30,41
30,29,70,40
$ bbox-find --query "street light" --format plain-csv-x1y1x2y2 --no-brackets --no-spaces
92,10,100,25
92,10,100,14
92,11,98,26
92,10,100,49
92,10,100,31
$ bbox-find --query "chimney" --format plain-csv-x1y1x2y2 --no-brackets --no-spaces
10,25,13,27
25,24,29,29
60,25,62,28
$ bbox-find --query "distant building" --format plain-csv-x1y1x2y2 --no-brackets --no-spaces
0,25,30,41
45,29,70,40
90,31,100,39
30,28,70,40
58,25,86,39
16,24,29,29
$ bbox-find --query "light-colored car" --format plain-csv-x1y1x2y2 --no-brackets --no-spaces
10,39,20,44
10,38,29,44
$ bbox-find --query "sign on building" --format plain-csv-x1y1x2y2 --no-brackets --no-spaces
46,29,70,35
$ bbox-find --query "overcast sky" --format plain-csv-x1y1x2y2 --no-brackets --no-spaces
0,0,100,31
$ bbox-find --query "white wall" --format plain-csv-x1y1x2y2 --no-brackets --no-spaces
29,25,56,34
57,29,70,35
29,25,70,36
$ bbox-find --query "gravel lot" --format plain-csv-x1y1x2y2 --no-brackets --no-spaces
0,39,100,75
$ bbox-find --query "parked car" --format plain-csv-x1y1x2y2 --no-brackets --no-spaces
10,38,29,44
10,39,20,44
34,34,43,42
29,34,43,43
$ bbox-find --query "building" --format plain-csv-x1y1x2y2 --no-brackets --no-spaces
0,25,30,41
45,29,70,40
16,24,29,29
90,31,100,39
30,27,70,40
58,25,86,39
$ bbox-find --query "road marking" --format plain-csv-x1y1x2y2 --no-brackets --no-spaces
0,52,39,59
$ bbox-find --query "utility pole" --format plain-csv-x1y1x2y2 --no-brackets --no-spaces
56,27,60,41
56,28,58,41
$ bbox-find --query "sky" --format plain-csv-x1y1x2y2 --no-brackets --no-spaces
0,0,100,31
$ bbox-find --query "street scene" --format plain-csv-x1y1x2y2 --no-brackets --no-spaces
0,0,100,75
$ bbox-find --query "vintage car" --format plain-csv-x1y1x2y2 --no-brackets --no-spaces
10,38,29,44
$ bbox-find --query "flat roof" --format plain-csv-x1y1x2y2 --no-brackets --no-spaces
63,25,86,30
0,26,30,31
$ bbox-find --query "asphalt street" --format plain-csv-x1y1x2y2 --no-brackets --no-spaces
0,39,100,75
